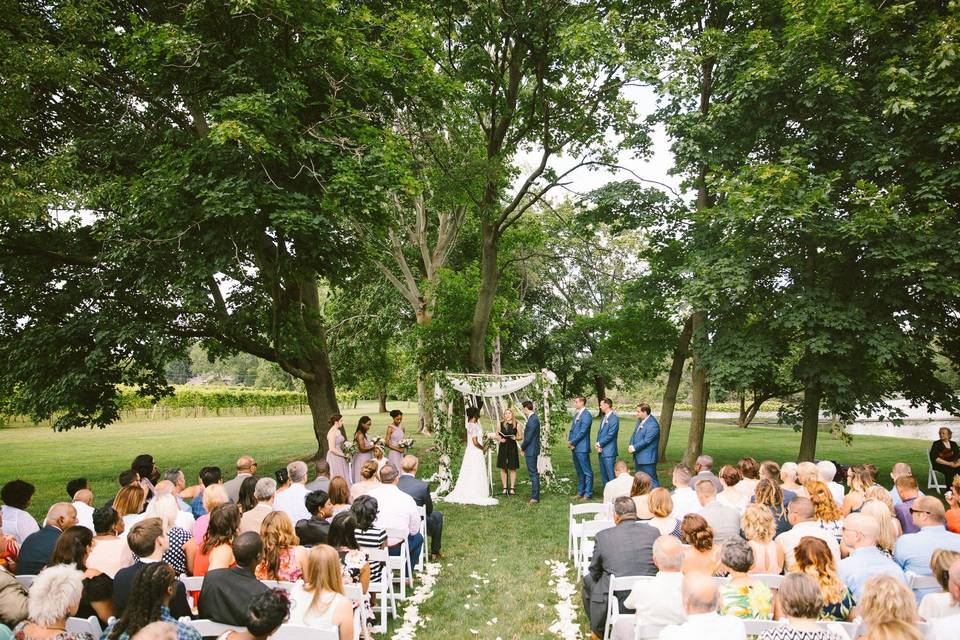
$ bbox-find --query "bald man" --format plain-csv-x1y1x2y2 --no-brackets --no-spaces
16,503,77,575
838,513,907,601
619,536,686,636
888,462,924,506
223,455,257,503
658,573,746,640
894,495,960,600
775,497,840,571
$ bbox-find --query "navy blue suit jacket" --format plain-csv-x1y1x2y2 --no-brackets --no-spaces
630,415,660,464
521,413,541,457
398,474,434,516
568,408,593,453
596,411,619,457
15,525,61,576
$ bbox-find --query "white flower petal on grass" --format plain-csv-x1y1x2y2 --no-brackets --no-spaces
546,560,583,640
390,562,441,640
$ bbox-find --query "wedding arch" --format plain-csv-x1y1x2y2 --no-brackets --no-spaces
431,369,562,495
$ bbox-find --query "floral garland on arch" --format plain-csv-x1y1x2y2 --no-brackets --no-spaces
431,369,563,495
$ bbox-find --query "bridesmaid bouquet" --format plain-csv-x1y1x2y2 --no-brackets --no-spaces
341,441,359,460
399,437,415,450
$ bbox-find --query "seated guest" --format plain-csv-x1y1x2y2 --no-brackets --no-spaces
237,477,261,515
254,512,306,582
816,460,844,507
780,462,803,495
104,470,140,511
223,456,258,504
295,491,332,547
842,464,872,515
927,559,960,640
48,526,113,624
717,466,749,513
796,462,819,495
793,537,855,621
16,503,77,576
838,513,907,601
239,479,275,535
0,563,28,628
775,497,840,571
143,494,192,575
131,621,178,640
931,427,960,488
113,486,147,535
805,480,843,543
759,461,795,503
327,477,351,517
630,472,655,519
859,494,902,551
191,467,223,519
104,563,200,640
350,496,387,584
398,455,444,560
657,573,746,640
947,477,960,534
349,461,381,503
1,481,39,546
691,455,723,493
215,588,290,640
865,620,925,640
669,465,700,520
893,496,960,600
759,573,846,640
646,489,681,538
0,511,19,573
193,484,229,542
680,514,720,575
718,539,773,620
581,497,657,639
695,479,741,546
892,475,921,534
754,479,791,537
622,536,686,633
67,480,94,533
736,457,761,497
198,532,268,626
888,463,923,507
367,465,423,571
150,481,194,532
272,462,310,524
918,549,960,620
326,513,370,594
112,518,191,619
131,454,160,501
161,468,197,514
10,564,92,640
741,504,783,575
186,504,239,578
305,460,331,493
603,460,634,504
288,545,353,639
857,575,920,638
86,507,133,579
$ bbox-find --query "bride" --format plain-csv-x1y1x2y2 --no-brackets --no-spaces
444,406,498,505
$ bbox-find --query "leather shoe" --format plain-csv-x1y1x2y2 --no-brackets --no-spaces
429,552,443,561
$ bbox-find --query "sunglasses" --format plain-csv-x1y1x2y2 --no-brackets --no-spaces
909,508,930,515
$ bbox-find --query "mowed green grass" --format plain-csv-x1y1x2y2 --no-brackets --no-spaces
0,404,936,639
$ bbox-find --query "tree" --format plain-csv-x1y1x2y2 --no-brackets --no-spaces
0,1,435,455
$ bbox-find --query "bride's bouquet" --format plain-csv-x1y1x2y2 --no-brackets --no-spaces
480,431,499,451
399,437,415,450
340,441,359,460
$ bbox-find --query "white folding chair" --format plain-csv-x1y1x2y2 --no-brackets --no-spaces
365,548,396,634
576,520,615,577
907,572,941,591
343,583,365,640
569,502,608,559
15,575,36,589
385,527,411,600
742,619,786,636
185,620,245,637
824,620,861,640
416,505,428,572
751,574,783,590
179,575,204,591
604,575,650,640
273,624,338,640
66,616,102,636
928,450,947,493
260,580,297,592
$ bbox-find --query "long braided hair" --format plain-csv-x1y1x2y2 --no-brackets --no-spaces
108,563,176,640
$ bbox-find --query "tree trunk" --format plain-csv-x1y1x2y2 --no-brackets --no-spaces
593,375,606,409
416,370,433,434
738,393,765,429
378,392,388,414
658,315,693,461
468,224,499,371
305,375,340,459
799,382,821,461
683,311,709,467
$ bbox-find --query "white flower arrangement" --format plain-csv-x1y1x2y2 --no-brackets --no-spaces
390,561,442,640
546,560,583,640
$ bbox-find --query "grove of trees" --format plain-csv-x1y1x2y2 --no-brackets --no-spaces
1,0,958,460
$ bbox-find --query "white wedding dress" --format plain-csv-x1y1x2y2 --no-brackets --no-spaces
444,421,498,505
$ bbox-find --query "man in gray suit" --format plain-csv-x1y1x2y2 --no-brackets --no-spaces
695,479,741,546
582,497,658,638
222,455,257,503
305,460,331,493
398,455,443,561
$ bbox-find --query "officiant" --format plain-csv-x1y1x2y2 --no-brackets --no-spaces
496,408,520,495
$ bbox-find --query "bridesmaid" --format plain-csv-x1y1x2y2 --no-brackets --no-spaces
325,414,353,486
386,409,406,470
353,416,376,484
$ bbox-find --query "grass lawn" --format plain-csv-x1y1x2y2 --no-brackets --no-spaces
0,403,937,639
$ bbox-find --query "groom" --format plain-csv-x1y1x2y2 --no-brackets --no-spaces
595,398,619,486
628,402,660,487
568,395,594,500
520,400,541,504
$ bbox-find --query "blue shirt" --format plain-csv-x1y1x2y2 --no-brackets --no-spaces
190,491,206,519
894,526,960,600
838,546,908,601
100,606,201,640
889,485,924,507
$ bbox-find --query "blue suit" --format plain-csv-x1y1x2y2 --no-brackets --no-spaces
568,408,594,498
629,414,660,486
521,413,542,501
595,411,620,486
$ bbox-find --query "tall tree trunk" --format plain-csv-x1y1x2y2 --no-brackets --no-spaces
378,392,388,414
416,371,433,434
738,393,747,428
799,381,821,461
683,311,710,467
305,374,340,459
658,316,693,461
593,375,606,408
468,224,499,371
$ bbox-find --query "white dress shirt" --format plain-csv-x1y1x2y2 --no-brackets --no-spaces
776,520,841,571
670,487,701,519
1,505,39,544
658,612,746,640
367,483,420,544
72,501,95,533
624,572,686,627
826,481,845,507
272,482,311,524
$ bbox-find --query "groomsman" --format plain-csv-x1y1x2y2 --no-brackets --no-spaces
595,398,619,486
628,402,661,487
568,395,594,500
520,401,541,504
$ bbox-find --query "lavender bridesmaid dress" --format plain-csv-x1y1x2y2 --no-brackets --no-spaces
326,430,353,486
353,432,374,483
387,424,405,469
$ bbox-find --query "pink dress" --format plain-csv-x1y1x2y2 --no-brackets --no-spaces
388,424,405,469
353,432,374,484
326,430,353,486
